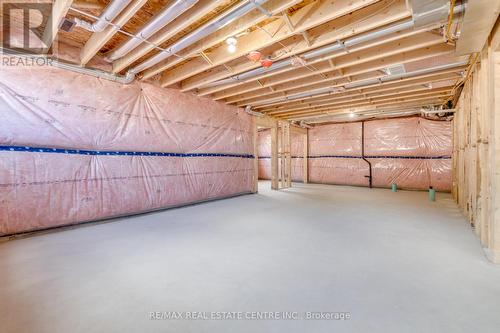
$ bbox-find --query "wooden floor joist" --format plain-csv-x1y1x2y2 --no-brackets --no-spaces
193,0,411,96
139,0,303,81
156,0,382,86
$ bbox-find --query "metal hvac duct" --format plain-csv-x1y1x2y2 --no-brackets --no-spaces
128,0,270,74
204,3,466,89
410,0,450,28
106,0,199,61
74,0,133,32
0,48,134,84
253,61,468,107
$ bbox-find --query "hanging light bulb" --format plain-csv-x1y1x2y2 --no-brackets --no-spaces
226,36,237,45
225,36,237,53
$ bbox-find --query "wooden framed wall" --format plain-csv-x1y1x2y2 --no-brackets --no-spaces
254,116,308,191
453,20,500,263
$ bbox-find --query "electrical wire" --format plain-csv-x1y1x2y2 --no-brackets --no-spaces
68,7,189,63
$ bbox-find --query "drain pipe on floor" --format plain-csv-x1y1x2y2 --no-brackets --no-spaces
361,121,373,188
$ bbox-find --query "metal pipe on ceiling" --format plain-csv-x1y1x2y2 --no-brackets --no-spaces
203,3,466,88
0,48,134,84
74,0,133,32
128,0,270,74
106,0,199,62
253,61,468,107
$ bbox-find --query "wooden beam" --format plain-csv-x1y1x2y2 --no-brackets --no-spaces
491,38,500,262
271,123,279,190
265,85,455,115
290,125,307,135
253,118,258,193
284,122,291,187
189,0,410,94
258,72,461,113
289,99,446,121
278,94,452,119
157,0,381,86
112,0,228,73
303,130,308,183
282,11,294,32
216,29,445,103
73,0,104,10
456,0,500,55
42,0,73,53
137,0,302,80
270,88,453,117
80,0,146,66
236,43,455,107
253,66,463,111
287,102,445,121
256,115,278,128
301,31,312,47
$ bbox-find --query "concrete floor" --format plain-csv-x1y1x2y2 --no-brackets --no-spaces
1,181,500,333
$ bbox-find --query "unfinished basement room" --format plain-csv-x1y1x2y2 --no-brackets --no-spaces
1,0,500,332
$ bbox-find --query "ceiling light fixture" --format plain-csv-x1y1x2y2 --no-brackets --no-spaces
226,36,237,53
226,36,237,45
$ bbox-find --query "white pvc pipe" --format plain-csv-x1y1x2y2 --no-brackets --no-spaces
107,0,198,61
129,0,269,74
74,0,132,32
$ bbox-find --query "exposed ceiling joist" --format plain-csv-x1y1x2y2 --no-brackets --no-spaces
288,99,447,120
138,0,303,80
277,93,452,119
73,0,104,10
42,0,74,53
190,0,410,94
262,77,459,113
267,87,453,116
80,0,147,66
233,43,455,107
158,0,381,87
111,0,229,74
249,62,464,110
211,28,443,102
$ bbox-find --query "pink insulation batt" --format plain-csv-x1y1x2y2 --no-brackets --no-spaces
257,118,452,191
0,64,255,235
257,129,304,182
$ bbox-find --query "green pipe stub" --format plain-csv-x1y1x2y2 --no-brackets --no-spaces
391,183,397,192
429,187,436,201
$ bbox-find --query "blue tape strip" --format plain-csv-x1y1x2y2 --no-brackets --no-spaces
258,155,451,160
0,146,254,159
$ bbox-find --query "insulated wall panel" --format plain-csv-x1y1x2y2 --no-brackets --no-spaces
0,64,254,235
257,129,304,181
257,130,272,180
307,117,452,191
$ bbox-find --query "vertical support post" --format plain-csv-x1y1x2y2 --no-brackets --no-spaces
280,122,285,188
271,123,279,190
490,43,500,262
303,129,308,183
252,118,258,193
479,48,492,246
284,122,292,187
